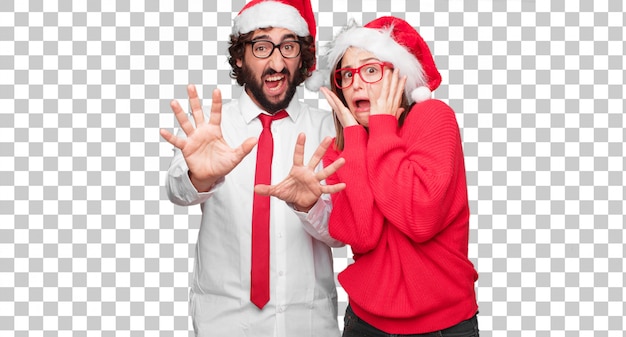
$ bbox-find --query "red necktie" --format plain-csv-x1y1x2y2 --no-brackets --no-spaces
251,110,288,309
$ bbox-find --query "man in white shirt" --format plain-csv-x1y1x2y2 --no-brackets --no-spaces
159,0,344,336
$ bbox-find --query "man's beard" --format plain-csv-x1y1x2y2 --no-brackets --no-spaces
240,66,299,114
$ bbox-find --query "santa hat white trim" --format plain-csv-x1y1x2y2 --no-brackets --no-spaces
233,1,310,37
310,20,431,103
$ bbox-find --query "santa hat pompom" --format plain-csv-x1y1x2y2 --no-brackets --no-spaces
305,69,328,92
411,86,432,103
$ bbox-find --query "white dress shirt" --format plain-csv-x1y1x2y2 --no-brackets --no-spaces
165,90,342,337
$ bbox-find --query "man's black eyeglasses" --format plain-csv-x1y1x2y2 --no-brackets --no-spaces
247,40,302,59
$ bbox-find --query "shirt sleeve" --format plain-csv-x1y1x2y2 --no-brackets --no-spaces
366,100,465,243
291,195,344,248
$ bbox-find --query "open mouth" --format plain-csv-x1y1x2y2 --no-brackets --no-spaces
265,74,285,91
354,99,371,111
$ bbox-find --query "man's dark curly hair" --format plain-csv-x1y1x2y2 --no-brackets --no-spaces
228,30,315,86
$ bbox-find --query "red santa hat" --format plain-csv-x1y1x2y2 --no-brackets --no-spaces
309,16,442,103
232,0,319,90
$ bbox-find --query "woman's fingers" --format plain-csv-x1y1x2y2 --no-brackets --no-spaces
321,87,357,127
370,68,406,117
393,74,407,111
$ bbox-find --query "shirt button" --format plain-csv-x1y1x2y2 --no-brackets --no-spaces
278,271,284,276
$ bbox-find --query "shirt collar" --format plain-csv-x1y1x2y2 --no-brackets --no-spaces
239,87,300,124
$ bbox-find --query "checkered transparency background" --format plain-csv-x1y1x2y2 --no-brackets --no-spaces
1,0,624,335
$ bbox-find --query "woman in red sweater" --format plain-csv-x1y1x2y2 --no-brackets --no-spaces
315,16,480,336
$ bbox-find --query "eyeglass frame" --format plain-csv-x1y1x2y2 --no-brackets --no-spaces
246,39,302,59
334,62,395,89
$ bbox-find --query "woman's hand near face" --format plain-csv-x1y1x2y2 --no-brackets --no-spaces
320,86,359,128
368,68,407,119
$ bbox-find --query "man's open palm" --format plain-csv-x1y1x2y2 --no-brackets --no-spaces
160,84,258,191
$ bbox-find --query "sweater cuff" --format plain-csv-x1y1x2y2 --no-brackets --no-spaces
367,114,398,138
343,125,368,149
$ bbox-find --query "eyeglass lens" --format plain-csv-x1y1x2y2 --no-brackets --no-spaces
250,40,300,58
335,63,386,88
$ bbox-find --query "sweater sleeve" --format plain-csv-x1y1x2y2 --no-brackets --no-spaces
323,127,385,253
366,100,465,242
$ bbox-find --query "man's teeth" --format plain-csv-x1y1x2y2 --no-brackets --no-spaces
266,75,283,82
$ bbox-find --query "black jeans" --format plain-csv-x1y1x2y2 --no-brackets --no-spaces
342,305,479,337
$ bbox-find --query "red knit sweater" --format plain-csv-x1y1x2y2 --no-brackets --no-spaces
323,99,478,334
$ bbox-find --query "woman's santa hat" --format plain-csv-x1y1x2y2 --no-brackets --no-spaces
232,0,319,90
309,16,442,104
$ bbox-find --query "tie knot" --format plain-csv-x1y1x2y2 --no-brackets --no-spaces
258,110,289,128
